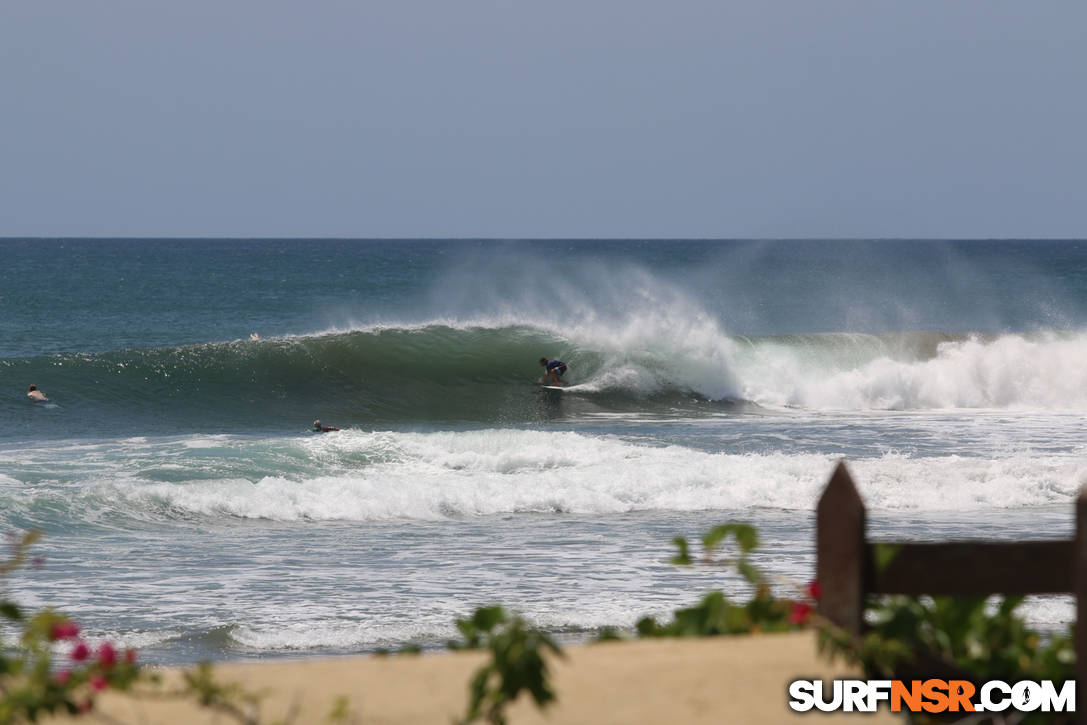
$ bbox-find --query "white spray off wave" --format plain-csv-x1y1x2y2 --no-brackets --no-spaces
337,252,1087,410
738,331,1087,411
423,258,743,399
556,267,740,398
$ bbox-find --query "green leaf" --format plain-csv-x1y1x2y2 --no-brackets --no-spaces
459,609,562,725
737,560,762,587
701,524,733,554
731,524,759,554
871,543,900,572
635,617,661,637
472,605,507,633
670,537,692,566
0,602,21,621
700,523,759,558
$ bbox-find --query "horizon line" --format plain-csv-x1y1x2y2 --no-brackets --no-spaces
1,236,1085,242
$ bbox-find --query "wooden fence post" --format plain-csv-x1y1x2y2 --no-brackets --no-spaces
818,463,1084,720
1075,487,1087,714
816,460,868,635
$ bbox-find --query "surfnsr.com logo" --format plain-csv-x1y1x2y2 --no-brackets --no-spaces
788,679,1075,714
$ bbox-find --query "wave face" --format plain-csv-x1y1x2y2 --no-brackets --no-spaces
5,325,1087,439
0,318,744,437
5,239,1087,439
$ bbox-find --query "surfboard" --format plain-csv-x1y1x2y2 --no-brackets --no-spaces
540,385,565,391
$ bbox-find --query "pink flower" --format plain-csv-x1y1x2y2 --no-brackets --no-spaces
807,580,823,601
49,620,80,641
789,601,813,625
97,642,117,668
53,670,72,686
90,674,108,692
70,641,90,662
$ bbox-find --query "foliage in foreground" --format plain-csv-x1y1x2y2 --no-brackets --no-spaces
817,548,1075,724
10,516,1076,725
627,523,819,638
819,593,1075,687
2,529,555,725
0,531,141,723
0,530,357,725
448,605,564,725
630,521,1078,723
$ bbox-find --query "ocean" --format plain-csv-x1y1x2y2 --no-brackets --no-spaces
2,238,1085,665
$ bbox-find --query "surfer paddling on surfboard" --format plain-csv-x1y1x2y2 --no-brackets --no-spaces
27,385,49,403
539,358,568,386
312,419,340,433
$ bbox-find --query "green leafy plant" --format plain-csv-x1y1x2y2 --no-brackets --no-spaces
631,522,819,638
1,529,355,725
818,594,1074,725
815,545,1075,724
448,605,564,725
1,530,142,723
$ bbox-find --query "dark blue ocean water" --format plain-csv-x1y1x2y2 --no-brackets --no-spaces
1,239,1085,664
3,238,1086,440
4,239,1087,360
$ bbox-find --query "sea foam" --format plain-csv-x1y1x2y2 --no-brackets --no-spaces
13,429,1079,524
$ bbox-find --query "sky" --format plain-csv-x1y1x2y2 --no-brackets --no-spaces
2,1,1085,239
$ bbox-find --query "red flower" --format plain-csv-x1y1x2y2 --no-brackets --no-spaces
49,620,80,641
789,601,813,625
97,642,117,667
90,674,108,692
53,670,72,686
807,580,823,601
70,641,90,662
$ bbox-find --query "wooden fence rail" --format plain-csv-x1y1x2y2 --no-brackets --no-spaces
816,460,1087,704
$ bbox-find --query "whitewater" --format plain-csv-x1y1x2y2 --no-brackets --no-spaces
1,238,1085,663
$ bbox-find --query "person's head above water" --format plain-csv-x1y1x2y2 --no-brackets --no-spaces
314,420,321,427
28,384,38,391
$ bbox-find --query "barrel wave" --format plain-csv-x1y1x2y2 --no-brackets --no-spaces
6,322,1087,440
4,240,1087,664
1,322,743,438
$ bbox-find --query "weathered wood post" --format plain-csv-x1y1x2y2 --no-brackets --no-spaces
818,462,1083,720
1076,487,1087,714
816,460,868,635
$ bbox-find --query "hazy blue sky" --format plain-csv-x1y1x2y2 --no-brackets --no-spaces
2,1,1084,238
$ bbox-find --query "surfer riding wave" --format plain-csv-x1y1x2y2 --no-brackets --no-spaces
539,358,568,386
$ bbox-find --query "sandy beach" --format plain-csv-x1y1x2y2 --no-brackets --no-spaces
49,633,900,724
